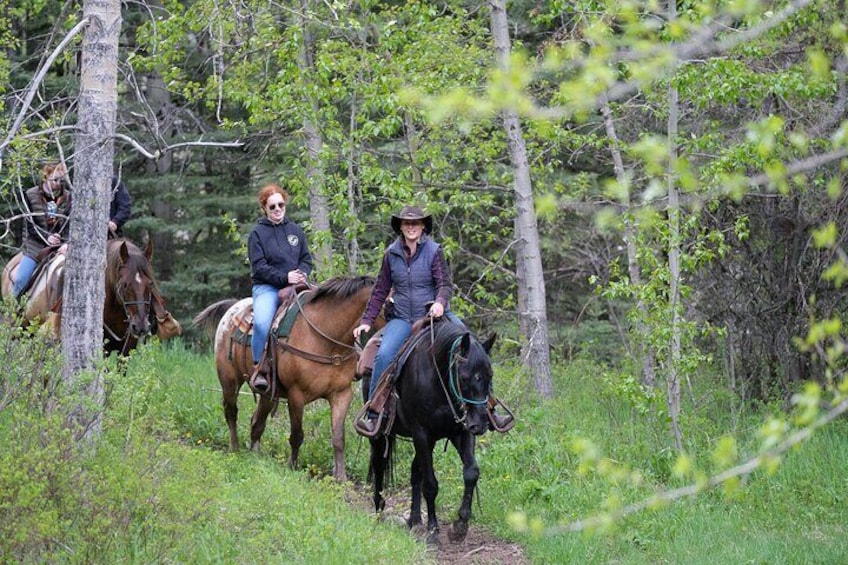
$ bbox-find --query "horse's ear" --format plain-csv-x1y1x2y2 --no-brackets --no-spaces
119,242,129,263
482,333,497,354
144,239,154,261
460,333,472,353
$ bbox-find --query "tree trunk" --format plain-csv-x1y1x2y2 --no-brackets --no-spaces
346,94,361,274
489,0,553,398
599,94,657,388
62,0,121,440
299,0,332,273
136,66,177,279
666,0,683,451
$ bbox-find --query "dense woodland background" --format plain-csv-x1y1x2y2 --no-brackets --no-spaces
2,1,848,417
2,2,848,562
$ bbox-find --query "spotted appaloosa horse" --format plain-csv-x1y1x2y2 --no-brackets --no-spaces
193,276,381,481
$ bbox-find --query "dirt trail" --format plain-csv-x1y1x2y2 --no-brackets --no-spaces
345,486,529,564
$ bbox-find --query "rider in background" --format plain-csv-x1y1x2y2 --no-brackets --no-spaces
353,204,514,434
108,176,132,237
247,183,313,393
12,162,71,298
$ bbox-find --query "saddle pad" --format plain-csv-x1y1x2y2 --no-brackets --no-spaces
274,289,315,339
230,289,315,346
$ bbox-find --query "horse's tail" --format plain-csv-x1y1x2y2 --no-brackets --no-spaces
192,298,238,337
366,435,396,485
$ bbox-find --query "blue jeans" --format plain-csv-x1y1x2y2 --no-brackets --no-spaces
12,255,38,298
367,312,465,405
252,284,280,364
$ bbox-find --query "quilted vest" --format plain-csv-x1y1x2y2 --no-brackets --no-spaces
386,237,440,323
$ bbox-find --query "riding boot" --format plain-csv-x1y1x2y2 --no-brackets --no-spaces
249,363,269,393
488,394,515,432
358,411,380,435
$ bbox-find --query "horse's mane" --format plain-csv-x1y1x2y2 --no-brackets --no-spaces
429,319,468,350
106,238,156,288
421,320,492,372
310,275,375,303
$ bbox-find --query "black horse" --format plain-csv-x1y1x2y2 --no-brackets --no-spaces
365,319,496,545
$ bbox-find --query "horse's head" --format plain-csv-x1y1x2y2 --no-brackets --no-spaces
449,331,497,436
107,239,154,339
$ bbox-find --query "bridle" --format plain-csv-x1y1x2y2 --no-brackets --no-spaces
104,267,153,354
428,319,488,427
274,291,360,366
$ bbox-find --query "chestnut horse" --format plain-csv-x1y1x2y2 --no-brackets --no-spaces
192,275,380,481
1,238,181,354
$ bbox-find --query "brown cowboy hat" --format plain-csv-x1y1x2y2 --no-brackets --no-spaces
391,205,433,235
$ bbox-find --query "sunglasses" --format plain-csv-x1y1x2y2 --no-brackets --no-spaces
267,202,285,211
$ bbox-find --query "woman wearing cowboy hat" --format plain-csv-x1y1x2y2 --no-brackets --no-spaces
353,204,513,433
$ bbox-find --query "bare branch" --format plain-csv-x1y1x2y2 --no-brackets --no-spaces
0,16,92,159
747,148,848,188
112,133,244,159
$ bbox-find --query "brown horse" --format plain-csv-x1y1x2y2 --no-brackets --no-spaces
192,275,381,481
1,238,181,354
1,251,66,336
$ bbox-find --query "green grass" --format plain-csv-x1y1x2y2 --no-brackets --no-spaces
2,333,847,564
469,358,848,564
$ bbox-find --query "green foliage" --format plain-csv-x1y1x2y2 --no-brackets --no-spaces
0,332,428,564
3,305,848,563
597,211,726,413
482,362,848,563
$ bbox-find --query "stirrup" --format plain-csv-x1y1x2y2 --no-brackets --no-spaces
353,404,382,438
248,363,270,395
488,399,516,433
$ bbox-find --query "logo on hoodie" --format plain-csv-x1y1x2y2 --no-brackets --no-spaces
288,234,299,247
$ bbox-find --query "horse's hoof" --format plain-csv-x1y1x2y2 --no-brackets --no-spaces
425,528,441,547
448,520,468,543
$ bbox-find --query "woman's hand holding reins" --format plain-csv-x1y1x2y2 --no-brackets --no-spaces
288,269,307,285
428,302,444,318
353,324,371,339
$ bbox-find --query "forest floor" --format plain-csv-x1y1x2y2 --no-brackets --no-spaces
344,482,529,564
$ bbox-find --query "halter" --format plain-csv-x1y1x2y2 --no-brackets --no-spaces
447,338,489,406
105,264,153,354
118,291,153,319
430,321,488,427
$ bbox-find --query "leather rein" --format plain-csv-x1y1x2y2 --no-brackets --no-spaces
275,293,360,366
103,274,153,355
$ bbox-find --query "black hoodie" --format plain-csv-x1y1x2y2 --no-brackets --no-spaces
248,217,313,287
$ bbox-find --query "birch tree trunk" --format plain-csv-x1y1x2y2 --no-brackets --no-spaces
298,0,331,273
346,95,361,274
599,94,657,388
666,0,683,450
489,0,552,398
62,0,121,440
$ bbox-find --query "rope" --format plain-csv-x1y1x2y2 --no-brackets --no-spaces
448,340,487,406
430,318,465,424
